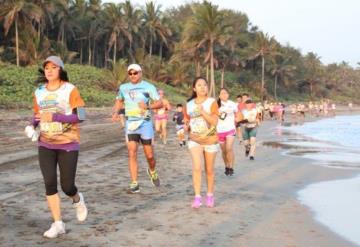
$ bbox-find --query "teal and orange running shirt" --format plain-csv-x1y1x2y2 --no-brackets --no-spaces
116,80,160,122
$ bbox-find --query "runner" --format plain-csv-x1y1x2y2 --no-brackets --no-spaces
216,88,239,176
235,94,243,143
240,99,260,160
112,64,163,193
25,56,88,238
172,103,186,147
154,90,171,144
184,77,219,208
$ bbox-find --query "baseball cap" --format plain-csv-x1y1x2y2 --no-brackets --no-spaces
43,56,64,69
127,64,142,72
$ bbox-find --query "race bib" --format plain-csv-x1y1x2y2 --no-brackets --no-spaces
190,117,209,135
127,120,144,131
157,108,165,115
40,122,63,135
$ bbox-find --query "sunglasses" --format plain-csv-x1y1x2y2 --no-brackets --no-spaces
128,71,139,76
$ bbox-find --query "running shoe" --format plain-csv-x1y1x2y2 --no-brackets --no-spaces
73,192,88,222
249,156,255,160
191,196,202,208
206,195,215,208
127,181,140,194
229,168,234,176
43,221,65,238
245,145,250,157
224,167,230,176
147,168,160,187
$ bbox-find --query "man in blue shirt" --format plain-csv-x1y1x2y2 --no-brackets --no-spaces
112,64,163,193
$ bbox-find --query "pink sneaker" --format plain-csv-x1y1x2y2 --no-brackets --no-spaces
206,195,215,208
191,196,202,208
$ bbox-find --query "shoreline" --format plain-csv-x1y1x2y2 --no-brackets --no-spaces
0,110,359,246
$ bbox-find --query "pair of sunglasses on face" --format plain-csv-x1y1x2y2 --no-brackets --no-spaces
128,71,139,76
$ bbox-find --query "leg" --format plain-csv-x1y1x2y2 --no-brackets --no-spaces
204,150,216,195
58,150,79,199
249,137,256,157
38,146,61,222
189,145,204,196
225,135,235,168
161,119,168,143
127,140,139,182
219,142,227,167
142,143,155,171
155,120,161,138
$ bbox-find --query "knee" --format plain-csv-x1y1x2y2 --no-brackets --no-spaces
193,165,201,174
61,182,77,197
206,168,214,177
128,150,137,160
43,177,57,196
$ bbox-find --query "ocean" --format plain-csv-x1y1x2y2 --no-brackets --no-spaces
280,115,360,246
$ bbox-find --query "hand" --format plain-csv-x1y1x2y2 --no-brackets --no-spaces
111,113,119,122
40,112,53,122
138,101,148,111
34,113,41,121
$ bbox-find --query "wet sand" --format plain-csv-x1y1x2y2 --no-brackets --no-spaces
0,109,359,247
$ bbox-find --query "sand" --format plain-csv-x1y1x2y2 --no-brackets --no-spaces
0,108,359,247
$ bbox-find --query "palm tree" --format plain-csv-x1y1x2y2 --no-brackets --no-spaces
247,32,279,101
143,2,171,59
303,52,322,98
271,56,296,99
0,0,41,66
103,3,131,65
122,0,143,62
183,1,232,97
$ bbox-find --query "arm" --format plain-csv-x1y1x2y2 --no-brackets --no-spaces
199,102,218,126
112,99,124,122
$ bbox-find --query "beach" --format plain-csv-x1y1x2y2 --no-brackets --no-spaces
0,109,359,247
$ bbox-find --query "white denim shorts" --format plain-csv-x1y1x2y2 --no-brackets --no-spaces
188,140,219,153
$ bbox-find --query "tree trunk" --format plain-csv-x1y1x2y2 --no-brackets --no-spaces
221,67,225,88
113,36,117,64
15,17,19,67
88,37,92,65
159,41,163,61
210,40,215,97
261,55,265,102
80,40,83,64
129,41,134,63
196,60,201,77
93,38,96,66
206,65,209,82
274,74,278,100
149,34,153,59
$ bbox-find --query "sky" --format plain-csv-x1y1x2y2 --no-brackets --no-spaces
104,0,360,67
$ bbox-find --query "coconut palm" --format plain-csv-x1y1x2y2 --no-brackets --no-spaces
103,3,131,65
0,0,42,66
143,1,171,59
247,32,279,101
122,0,143,62
270,56,296,99
183,1,232,97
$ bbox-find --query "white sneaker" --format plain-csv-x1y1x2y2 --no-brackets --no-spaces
43,221,65,238
73,192,88,222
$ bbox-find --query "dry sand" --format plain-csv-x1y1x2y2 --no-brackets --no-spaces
0,109,358,247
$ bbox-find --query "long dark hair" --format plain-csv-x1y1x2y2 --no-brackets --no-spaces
217,88,229,107
36,68,69,84
187,76,208,102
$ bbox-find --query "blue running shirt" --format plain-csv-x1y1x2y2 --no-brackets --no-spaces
116,80,160,122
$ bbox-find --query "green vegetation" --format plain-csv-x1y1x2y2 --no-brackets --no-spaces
1,0,359,108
